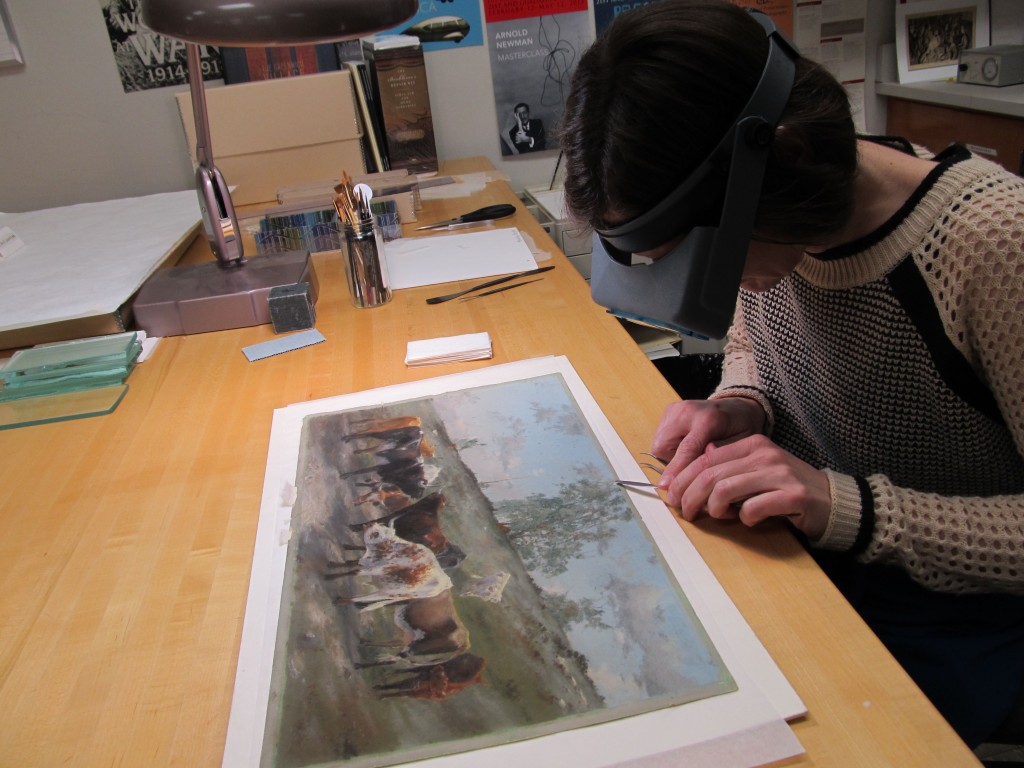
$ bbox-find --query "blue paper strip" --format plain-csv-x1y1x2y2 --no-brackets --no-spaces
242,329,325,362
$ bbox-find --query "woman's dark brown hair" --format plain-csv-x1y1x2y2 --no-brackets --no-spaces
559,0,857,245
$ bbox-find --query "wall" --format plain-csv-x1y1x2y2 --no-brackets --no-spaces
0,0,561,213
990,0,1024,44
2,0,1021,214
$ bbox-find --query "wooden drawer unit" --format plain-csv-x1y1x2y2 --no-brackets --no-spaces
886,97,1024,175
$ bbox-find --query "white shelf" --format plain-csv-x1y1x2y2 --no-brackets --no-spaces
876,80,1024,119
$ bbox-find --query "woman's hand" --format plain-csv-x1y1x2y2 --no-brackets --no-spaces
665,436,831,539
651,398,830,539
652,397,766,479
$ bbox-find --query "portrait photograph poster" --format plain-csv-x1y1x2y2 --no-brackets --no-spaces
222,356,805,768
484,0,590,158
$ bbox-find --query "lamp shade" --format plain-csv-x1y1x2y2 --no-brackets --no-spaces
140,0,419,46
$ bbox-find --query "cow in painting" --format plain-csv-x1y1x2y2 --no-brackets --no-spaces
341,416,436,464
373,653,487,700
357,589,471,667
327,523,452,612
340,456,440,499
353,485,412,512
347,415,422,434
349,492,465,570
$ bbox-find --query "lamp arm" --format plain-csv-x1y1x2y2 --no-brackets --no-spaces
187,43,244,267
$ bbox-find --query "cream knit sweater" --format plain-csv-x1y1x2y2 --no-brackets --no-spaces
713,147,1024,595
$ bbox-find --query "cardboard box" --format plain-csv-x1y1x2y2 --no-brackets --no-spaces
176,70,367,205
522,187,592,278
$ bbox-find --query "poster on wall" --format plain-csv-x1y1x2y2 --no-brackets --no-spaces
731,0,793,35
594,0,653,38
793,0,868,130
100,0,224,92
485,0,592,158
375,0,485,51
595,0,792,43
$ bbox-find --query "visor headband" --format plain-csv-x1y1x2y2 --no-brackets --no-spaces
596,10,798,254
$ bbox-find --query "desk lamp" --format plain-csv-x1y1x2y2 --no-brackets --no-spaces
133,0,417,336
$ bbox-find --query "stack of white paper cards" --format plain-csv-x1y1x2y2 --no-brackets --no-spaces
404,331,493,367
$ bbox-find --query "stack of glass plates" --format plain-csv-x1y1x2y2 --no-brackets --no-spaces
0,332,141,429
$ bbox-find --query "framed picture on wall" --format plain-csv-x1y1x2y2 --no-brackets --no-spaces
896,0,991,83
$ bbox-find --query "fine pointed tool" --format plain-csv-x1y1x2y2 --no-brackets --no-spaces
458,278,543,302
414,204,516,231
425,266,554,305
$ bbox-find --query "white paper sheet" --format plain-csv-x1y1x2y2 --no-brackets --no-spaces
384,228,538,290
417,171,507,200
223,356,805,768
0,191,202,332
405,331,493,366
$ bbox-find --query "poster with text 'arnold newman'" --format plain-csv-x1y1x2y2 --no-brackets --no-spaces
484,0,591,158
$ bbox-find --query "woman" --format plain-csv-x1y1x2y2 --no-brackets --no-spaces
559,0,1024,748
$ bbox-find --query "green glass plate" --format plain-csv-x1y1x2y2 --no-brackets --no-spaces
0,384,128,431
0,332,139,380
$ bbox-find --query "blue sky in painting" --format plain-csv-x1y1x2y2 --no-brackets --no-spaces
432,374,602,502
431,374,731,706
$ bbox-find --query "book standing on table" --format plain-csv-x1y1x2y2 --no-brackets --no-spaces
362,35,439,175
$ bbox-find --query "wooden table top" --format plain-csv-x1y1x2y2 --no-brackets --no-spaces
0,157,980,767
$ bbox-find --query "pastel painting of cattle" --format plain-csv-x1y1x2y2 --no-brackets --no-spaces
262,373,736,768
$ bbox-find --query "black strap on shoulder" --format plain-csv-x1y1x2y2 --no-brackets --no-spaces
888,258,1005,425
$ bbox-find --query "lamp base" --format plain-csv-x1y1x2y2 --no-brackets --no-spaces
132,250,318,337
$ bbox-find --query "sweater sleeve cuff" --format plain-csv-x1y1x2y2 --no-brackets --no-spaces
814,469,865,551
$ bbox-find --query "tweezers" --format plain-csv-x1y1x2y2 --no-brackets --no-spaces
426,266,554,304
616,452,668,489
458,278,543,301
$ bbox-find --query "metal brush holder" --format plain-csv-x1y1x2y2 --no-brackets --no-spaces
342,216,392,308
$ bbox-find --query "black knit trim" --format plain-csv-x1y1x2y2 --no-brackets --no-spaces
858,133,916,155
850,476,875,555
888,258,1005,425
931,142,973,163
813,143,969,261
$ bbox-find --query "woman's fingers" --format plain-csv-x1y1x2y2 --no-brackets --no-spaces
668,436,831,538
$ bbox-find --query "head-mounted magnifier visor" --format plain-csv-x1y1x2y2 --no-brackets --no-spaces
590,9,798,339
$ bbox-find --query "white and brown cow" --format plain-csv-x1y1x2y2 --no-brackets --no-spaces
327,523,452,612
349,492,465,570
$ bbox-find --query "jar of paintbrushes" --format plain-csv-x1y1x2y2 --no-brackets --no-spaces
333,174,392,308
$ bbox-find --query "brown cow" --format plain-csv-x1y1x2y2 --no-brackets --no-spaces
349,416,422,433
340,456,439,499
373,653,487,700
358,589,470,668
353,485,412,512
349,492,465,570
344,417,432,454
